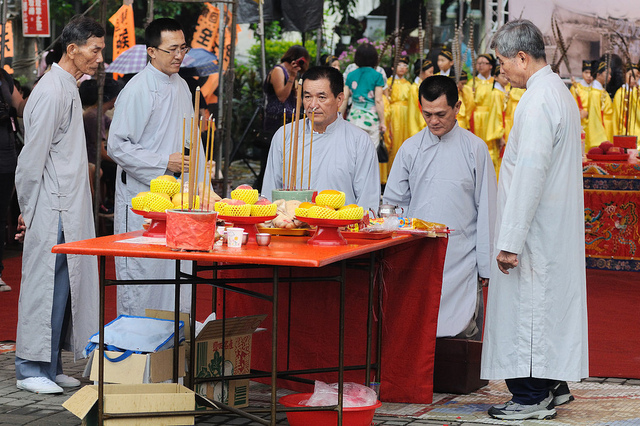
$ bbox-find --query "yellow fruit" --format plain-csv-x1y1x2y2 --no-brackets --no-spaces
251,203,277,216
172,193,200,209
338,206,364,220
214,201,227,212
315,190,346,209
308,205,339,219
294,207,308,217
145,192,174,212
223,203,251,217
131,193,148,211
298,202,315,209
150,176,180,196
231,188,259,204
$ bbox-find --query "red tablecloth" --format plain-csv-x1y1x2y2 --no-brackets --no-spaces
583,159,640,271
217,237,448,404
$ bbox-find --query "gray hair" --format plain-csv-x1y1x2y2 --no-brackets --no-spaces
60,16,105,52
490,19,546,61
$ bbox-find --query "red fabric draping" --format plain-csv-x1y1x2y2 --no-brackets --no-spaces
216,237,448,404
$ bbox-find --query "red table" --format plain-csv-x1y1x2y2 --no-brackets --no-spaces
583,158,640,271
53,230,447,423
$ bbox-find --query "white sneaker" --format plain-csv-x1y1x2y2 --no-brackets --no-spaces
55,374,81,388
16,377,64,394
0,277,11,292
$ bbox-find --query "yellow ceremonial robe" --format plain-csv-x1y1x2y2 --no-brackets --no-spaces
467,76,494,143
613,85,640,145
504,87,525,143
381,77,412,183
570,82,591,131
586,85,614,150
457,85,475,130
486,84,507,175
407,80,426,137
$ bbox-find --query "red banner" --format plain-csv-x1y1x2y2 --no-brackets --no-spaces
22,0,50,37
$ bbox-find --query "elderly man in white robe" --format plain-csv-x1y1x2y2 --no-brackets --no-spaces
108,18,208,316
481,20,588,421
14,16,105,394
383,75,497,340
261,66,380,213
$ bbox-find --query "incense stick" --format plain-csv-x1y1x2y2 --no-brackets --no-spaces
300,113,306,189
181,115,186,211
291,79,303,189
282,108,286,190
203,116,212,211
193,116,203,207
206,119,216,210
188,115,195,210
287,109,294,190
308,111,314,190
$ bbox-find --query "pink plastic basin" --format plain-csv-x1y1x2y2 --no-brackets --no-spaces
279,393,382,426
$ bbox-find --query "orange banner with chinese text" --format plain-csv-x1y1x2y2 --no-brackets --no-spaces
109,5,136,60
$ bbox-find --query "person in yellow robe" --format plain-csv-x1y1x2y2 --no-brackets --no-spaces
613,64,640,144
570,60,594,132
436,48,455,77
407,59,434,136
456,70,474,130
486,65,509,175
467,53,496,162
586,60,613,150
504,86,526,143
381,55,412,183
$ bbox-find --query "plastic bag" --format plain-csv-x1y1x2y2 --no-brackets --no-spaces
303,380,378,408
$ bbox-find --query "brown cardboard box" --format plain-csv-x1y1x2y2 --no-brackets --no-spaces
433,338,488,394
86,345,185,384
62,383,195,425
194,315,266,408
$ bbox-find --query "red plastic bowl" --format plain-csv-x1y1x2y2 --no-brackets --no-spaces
279,393,382,426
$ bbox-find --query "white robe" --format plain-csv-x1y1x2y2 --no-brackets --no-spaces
383,124,497,337
262,114,381,213
108,63,206,316
481,65,589,381
15,64,99,361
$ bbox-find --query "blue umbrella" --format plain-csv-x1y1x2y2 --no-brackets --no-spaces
182,48,219,76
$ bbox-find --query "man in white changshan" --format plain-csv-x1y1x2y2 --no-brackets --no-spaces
481,19,588,421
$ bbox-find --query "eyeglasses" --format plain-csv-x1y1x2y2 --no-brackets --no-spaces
154,45,191,56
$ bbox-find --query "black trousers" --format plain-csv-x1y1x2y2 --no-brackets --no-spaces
505,377,556,405
0,171,15,277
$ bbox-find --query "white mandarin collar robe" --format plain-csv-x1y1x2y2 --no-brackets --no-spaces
108,63,207,316
481,65,589,381
383,124,497,337
15,64,99,361
262,114,381,213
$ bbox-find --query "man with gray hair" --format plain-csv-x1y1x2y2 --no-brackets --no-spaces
15,15,105,394
480,19,588,420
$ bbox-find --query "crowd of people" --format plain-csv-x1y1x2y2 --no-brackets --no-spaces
1,14,593,423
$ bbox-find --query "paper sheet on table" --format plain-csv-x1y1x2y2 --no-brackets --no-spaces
117,236,167,245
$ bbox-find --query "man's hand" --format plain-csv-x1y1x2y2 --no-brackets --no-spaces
496,250,518,274
168,152,187,173
580,109,588,120
15,214,26,243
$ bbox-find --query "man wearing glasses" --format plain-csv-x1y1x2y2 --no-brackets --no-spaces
108,18,207,316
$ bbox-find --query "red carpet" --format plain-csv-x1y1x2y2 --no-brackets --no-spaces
0,254,215,342
2,254,639,379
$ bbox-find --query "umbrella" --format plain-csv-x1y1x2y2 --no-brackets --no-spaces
106,45,148,74
181,48,219,76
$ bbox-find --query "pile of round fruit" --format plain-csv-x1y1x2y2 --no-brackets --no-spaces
294,190,364,220
131,175,201,212
587,141,626,156
215,184,278,217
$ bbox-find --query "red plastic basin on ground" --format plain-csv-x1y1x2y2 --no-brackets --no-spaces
279,393,382,426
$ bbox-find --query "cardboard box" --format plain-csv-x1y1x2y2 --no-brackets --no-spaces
63,383,195,425
433,338,488,394
194,315,266,408
86,345,185,384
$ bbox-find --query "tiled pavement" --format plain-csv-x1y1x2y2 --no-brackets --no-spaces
1,345,640,425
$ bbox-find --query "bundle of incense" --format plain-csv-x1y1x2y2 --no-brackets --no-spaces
286,111,294,189
187,115,195,210
300,113,306,189
203,117,216,210
189,87,201,210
